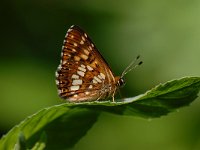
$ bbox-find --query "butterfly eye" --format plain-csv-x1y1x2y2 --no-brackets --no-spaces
117,78,125,87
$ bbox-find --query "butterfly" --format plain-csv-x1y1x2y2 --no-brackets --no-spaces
55,25,142,102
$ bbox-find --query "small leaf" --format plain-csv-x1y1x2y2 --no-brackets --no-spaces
0,77,200,149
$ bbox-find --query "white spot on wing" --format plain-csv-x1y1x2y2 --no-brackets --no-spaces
73,94,78,97
72,48,76,52
57,64,62,70
55,72,59,77
74,42,78,47
68,28,72,32
72,79,82,85
62,60,67,64
55,80,59,85
82,36,86,41
78,66,86,72
84,49,89,55
94,76,102,83
98,74,103,79
87,65,93,71
100,73,106,79
89,85,93,89
70,85,80,91
77,71,85,77
81,64,86,68
81,54,88,60
92,79,98,84
80,40,84,44
85,91,89,95
88,46,92,51
72,74,79,79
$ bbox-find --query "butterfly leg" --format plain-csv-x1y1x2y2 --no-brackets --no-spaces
112,88,116,102
96,85,107,101
96,94,103,101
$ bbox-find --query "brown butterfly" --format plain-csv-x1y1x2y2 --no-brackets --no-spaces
55,25,142,102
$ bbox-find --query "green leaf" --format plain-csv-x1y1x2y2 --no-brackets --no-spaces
0,106,100,150
0,77,200,149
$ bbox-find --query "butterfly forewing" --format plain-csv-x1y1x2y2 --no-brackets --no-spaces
56,25,117,102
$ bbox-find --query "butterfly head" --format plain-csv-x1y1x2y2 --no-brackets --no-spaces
115,76,125,87
115,55,142,89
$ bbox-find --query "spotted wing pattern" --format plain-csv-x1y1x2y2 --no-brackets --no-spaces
56,25,118,102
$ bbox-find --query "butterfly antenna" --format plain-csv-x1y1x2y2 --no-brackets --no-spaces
121,55,143,78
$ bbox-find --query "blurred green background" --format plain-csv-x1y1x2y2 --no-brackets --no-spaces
1,0,200,150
